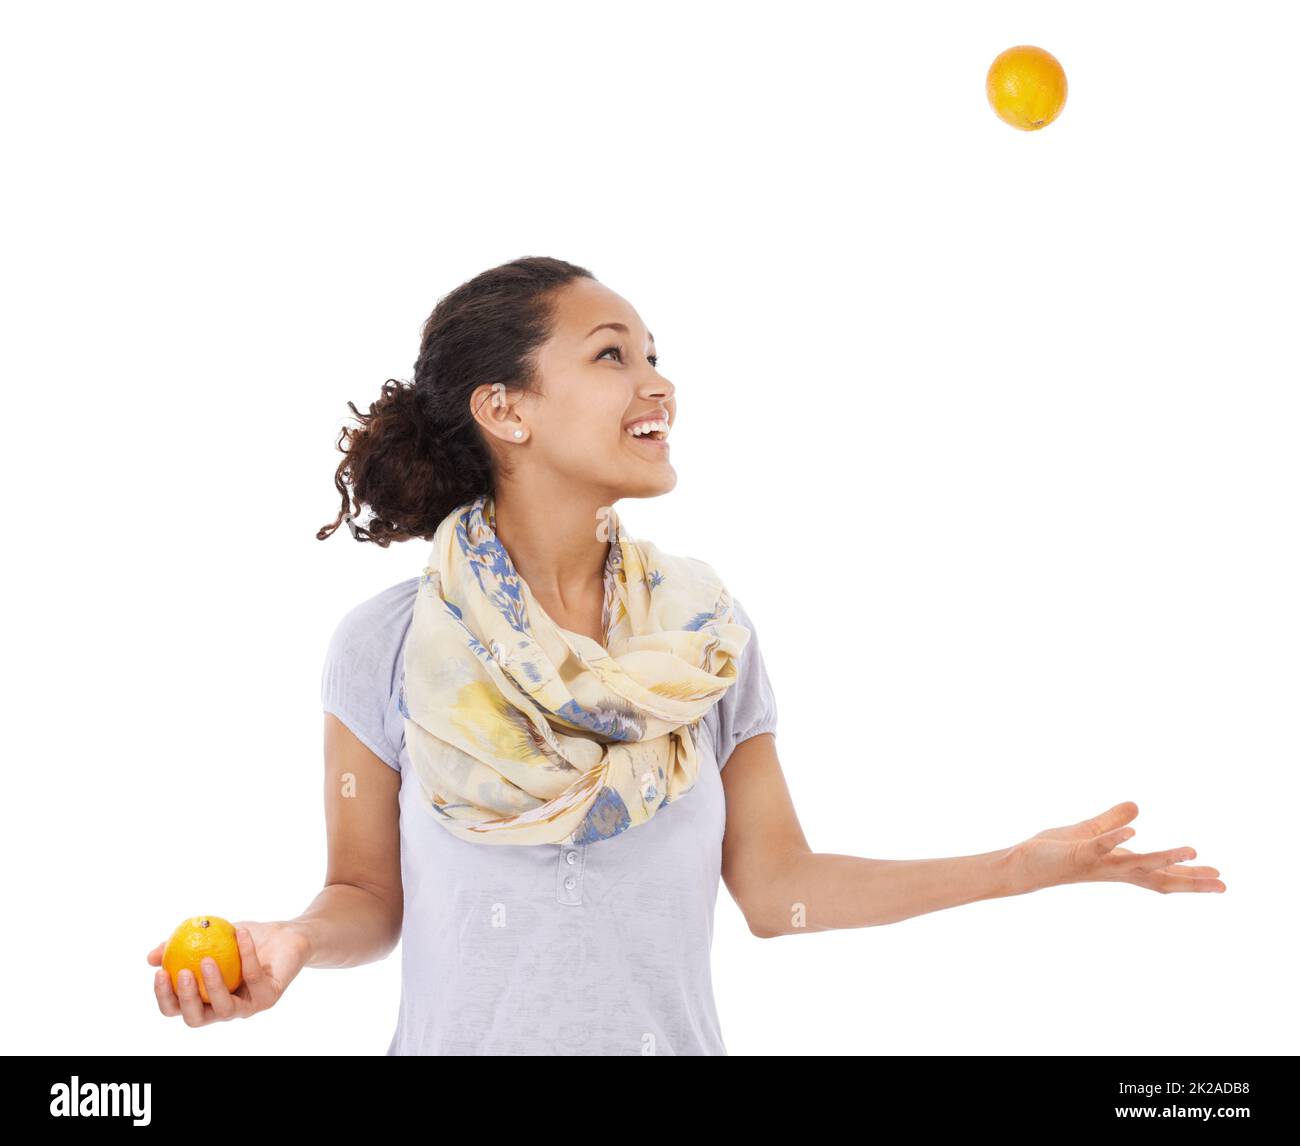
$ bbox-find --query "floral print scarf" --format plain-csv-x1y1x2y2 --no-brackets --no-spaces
400,494,750,846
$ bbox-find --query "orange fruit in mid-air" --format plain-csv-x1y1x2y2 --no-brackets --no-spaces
986,45,1068,131
161,915,243,1004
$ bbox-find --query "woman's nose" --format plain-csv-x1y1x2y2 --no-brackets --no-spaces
640,375,673,401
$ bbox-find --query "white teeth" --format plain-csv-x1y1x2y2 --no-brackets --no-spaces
627,420,669,438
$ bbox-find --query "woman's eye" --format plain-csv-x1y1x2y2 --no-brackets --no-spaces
599,345,659,368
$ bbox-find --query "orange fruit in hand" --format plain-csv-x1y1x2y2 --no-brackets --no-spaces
986,45,1068,131
161,915,243,1004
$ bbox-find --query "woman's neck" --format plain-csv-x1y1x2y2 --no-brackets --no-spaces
490,482,612,611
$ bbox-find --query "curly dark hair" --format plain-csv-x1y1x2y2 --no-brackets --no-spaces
316,255,595,546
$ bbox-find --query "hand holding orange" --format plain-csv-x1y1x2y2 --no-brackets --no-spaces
986,45,1068,131
161,915,243,1004
149,918,309,1025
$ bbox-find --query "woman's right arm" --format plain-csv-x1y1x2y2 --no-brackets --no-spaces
147,715,402,1025
294,713,404,967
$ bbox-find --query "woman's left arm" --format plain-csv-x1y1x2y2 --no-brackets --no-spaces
719,736,1226,939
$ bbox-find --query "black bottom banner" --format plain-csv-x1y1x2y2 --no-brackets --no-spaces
3,1053,1292,1131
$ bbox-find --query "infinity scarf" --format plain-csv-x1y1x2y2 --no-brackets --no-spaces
398,494,750,846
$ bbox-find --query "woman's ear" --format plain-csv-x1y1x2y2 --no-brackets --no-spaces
470,382,529,444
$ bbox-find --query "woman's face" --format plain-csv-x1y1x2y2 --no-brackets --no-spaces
475,278,677,501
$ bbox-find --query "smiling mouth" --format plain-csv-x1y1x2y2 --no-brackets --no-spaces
628,432,669,451
625,420,671,450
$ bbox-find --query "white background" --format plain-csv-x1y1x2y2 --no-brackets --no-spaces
3,0,1295,1056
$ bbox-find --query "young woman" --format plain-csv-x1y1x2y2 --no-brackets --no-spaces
147,255,1226,1054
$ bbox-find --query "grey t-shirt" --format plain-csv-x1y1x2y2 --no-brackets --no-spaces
320,576,778,1055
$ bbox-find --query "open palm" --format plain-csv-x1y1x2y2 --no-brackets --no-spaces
1011,801,1226,895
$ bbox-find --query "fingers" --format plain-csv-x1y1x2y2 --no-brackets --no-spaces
235,927,274,1011
146,942,163,966
1077,801,1139,838
1111,848,1216,879
1090,824,1136,861
1082,823,1224,892
1123,845,1198,874
199,958,237,1019
174,968,210,1027
153,969,181,1017
1148,871,1227,894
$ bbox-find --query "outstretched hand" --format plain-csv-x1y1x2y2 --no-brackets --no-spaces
1009,801,1226,896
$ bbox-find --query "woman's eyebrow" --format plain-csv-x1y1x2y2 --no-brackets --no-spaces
585,321,656,345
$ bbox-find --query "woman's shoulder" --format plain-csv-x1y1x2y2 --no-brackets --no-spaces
325,576,421,665
340,574,420,619
322,577,419,774
718,593,765,676
701,593,778,767
730,593,754,628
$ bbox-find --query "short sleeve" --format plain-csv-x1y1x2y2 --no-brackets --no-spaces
712,596,779,771
321,598,403,773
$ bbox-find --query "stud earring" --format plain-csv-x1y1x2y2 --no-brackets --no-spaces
513,429,524,439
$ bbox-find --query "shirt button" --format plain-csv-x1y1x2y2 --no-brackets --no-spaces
563,876,576,890
565,850,578,864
